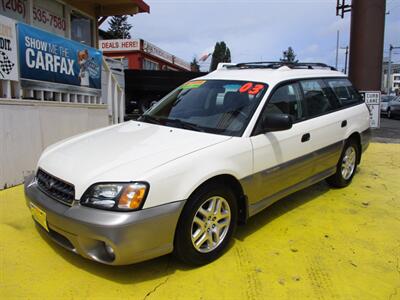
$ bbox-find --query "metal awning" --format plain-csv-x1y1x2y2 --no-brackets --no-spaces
66,0,150,17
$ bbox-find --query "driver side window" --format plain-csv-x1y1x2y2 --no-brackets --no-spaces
263,82,304,121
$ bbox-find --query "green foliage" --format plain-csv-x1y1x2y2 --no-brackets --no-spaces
107,16,132,39
280,47,298,63
190,57,200,72
209,41,232,71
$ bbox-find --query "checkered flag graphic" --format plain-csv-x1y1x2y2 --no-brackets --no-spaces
0,51,15,78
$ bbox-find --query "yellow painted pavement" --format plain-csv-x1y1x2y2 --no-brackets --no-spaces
1,143,400,299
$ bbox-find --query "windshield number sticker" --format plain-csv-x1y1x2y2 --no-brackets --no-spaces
239,83,265,95
181,80,206,90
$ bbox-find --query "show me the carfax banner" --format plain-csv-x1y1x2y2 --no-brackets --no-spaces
18,23,102,89
0,14,19,81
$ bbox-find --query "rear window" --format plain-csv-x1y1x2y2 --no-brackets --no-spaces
325,78,363,107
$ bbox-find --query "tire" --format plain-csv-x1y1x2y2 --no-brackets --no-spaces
388,108,392,119
326,139,359,188
174,183,238,265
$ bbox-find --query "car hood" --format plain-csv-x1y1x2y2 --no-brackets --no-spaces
38,121,231,197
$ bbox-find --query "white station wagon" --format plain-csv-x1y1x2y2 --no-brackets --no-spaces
25,62,371,265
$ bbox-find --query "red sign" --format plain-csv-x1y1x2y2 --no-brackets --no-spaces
100,39,140,52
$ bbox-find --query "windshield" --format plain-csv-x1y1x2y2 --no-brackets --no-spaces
139,80,268,136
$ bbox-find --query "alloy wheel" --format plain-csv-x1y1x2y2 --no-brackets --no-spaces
191,196,231,253
341,146,356,180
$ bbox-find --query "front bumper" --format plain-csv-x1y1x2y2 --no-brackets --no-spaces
24,175,185,265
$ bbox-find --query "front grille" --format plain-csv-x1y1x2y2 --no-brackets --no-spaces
36,169,75,205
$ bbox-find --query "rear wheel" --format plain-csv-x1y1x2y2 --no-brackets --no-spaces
174,184,237,265
326,139,359,188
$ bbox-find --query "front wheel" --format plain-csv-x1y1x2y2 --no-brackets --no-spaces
326,139,359,188
174,184,238,265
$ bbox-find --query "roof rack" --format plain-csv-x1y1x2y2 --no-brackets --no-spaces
225,61,337,71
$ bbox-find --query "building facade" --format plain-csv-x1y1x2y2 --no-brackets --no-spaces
391,73,400,93
381,60,400,94
99,38,191,71
0,0,149,189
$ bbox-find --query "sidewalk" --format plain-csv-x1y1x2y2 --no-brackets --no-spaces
1,143,399,299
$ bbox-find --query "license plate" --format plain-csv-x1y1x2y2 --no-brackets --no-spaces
30,202,49,232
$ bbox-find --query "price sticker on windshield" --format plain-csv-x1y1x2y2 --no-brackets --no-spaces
239,82,265,95
181,80,206,90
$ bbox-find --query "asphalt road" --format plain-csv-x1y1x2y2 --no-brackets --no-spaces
2,143,400,299
371,115,400,143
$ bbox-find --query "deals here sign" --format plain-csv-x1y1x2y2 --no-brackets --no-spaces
0,14,19,81
18,23,102,89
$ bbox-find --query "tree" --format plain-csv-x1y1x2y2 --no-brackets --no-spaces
107,16,132,39
209,41,232,71
280,46,298,63
190,57,200,72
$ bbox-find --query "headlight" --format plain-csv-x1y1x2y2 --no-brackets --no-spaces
81,182,149,211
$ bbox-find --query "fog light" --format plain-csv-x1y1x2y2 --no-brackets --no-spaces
104,243,115,261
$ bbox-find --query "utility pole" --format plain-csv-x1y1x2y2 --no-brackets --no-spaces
387,45,393,94
348,0,386,91
335,31,340,69
341,46,349,74
387,45,400,94
337,0,386,90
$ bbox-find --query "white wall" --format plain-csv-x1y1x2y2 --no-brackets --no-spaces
0,101,109,189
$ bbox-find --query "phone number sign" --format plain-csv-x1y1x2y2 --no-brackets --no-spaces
32,0,66,37
0,0,29,23
0,0,66,37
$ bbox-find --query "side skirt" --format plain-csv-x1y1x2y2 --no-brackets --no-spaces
248,167,336,217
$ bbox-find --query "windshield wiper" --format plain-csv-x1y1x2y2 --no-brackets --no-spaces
137,114,162,125
163,118,205,132
138,115,205,132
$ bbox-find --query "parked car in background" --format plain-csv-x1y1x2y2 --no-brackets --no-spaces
380,95,394,114
381,95,400,118
25,62,370,266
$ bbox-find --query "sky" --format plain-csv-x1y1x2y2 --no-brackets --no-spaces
102,0,400,71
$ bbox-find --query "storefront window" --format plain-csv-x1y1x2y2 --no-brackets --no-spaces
143,59,159,70
71,11,93,46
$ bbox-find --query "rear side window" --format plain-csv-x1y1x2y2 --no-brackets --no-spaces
325,78,363,107
300,79,338,117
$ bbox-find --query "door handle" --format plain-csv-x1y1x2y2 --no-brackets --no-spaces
301,133,310,143
341,120,347,128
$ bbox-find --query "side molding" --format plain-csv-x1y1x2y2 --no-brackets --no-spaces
248,167,336,217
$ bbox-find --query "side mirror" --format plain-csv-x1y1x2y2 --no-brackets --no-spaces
262,114,293,132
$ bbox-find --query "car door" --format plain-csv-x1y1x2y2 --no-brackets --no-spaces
299,78,344,177
246,82,313,214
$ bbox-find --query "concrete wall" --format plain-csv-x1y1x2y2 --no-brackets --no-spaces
0,100,109,189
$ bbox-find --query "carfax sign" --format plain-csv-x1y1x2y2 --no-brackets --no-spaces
0,14,19,81
18,23,102,89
